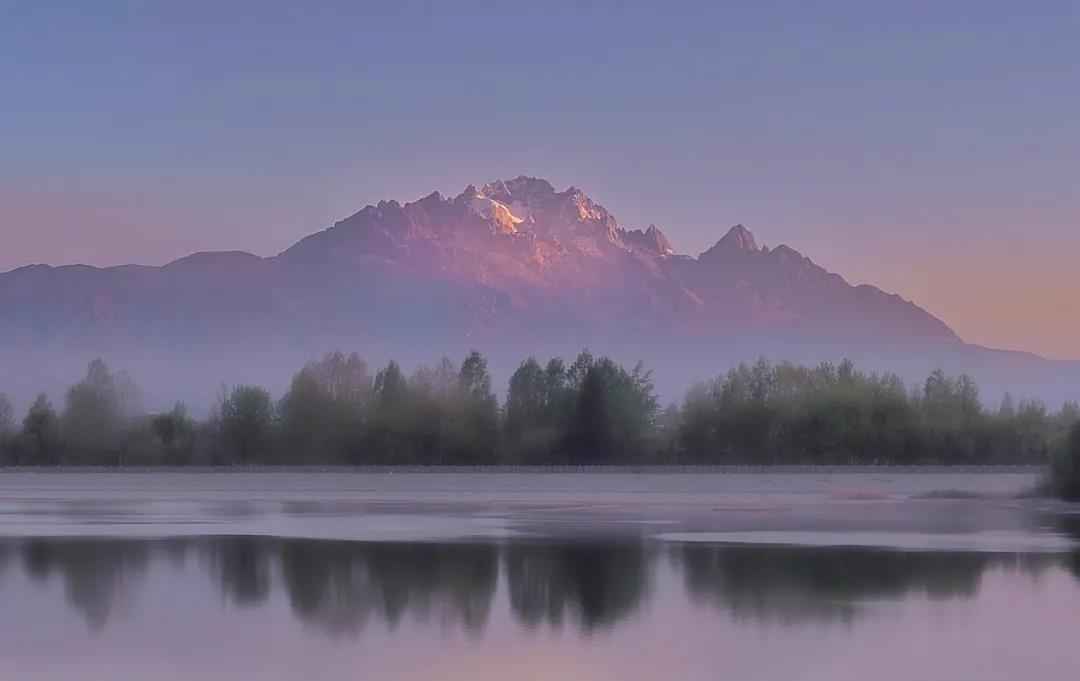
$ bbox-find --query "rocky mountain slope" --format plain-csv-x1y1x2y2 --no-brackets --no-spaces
3,176,1073,406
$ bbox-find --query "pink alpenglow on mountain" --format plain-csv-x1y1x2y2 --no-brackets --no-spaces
271,176,957,343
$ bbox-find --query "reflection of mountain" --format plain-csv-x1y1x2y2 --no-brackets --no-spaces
2,537,1077,633
504,543,651,632
679,544,1055,624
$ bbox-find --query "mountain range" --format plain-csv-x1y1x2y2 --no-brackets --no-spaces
1,176,1074,407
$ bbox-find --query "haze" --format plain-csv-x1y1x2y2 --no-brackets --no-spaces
2,1,1078,359
4,7,1080,679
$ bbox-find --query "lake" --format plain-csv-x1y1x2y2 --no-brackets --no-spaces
1,469,1079,680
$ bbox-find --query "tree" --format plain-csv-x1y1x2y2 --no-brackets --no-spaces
454,351,499,464
677,382,717,464
62,359,123,463
303,351,373,405
0,394,13,435
1049,422,1080,500
505,357,574,464
278,351,373,464
364,361,413,464
151,403,195,465
374,362,408,412
1061,401,1080,426
654,402,682,462
219,386,274,464
998,393,1016,418
279,369,336,464
21,395,61,465
506,357,546,442
1,350,1073,469
0,393,15,463
566,357,658,464
567,350,595,391
58,359,144,464
569,365,614,463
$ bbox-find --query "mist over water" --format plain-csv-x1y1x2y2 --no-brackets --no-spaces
1,471,1080,679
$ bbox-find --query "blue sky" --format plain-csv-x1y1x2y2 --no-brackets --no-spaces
2,0,1078,356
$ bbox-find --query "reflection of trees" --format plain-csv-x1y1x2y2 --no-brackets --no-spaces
9,535,1077,638
678,544,1054,624
19,539,149,630
0,543,10,577
281,540,498,636
4,538,499,636
1046,514,1080,581
504,542,650,632
203,537,272,607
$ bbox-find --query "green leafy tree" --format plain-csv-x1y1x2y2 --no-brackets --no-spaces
1049,422,1080,500
0,394,12,434
504,357,576,463
21,394,61,465
151,403,195,465
455,351,499,464
364,361,412,464
280,349,373,466
62,359,123,463
0,393,15,463
277,352,371,464
506,358,546,440
566,357,658,464
568,365,615,464
544,358,572,415
219,386,274,464
405,358,457,465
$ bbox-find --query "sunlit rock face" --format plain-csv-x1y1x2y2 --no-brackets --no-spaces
270,176,958,345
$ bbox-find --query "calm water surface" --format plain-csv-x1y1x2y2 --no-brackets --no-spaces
1,470,1079,680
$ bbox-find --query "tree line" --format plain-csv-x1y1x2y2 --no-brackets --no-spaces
0,352,1077,470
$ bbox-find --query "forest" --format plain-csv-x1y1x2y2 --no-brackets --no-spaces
0,351,1078,478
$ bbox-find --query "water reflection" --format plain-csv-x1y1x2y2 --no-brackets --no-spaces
679,545,1054,624
2,536,1077,635
1046,514,1080,580
20,539,150,629
206,537,272,607
279,541,498,635
505,543,650,632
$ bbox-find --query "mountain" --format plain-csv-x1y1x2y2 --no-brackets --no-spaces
0,176,1073,407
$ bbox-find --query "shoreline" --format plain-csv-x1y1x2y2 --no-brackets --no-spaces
0,464,1046,474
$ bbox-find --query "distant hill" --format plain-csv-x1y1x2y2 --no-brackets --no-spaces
1,176,1075,408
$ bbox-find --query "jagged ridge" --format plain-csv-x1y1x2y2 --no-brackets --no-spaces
0,176,959,348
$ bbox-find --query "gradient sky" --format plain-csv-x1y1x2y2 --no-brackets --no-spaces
2,1,1078,358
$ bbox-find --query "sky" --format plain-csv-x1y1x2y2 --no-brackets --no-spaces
2,0,1078,358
